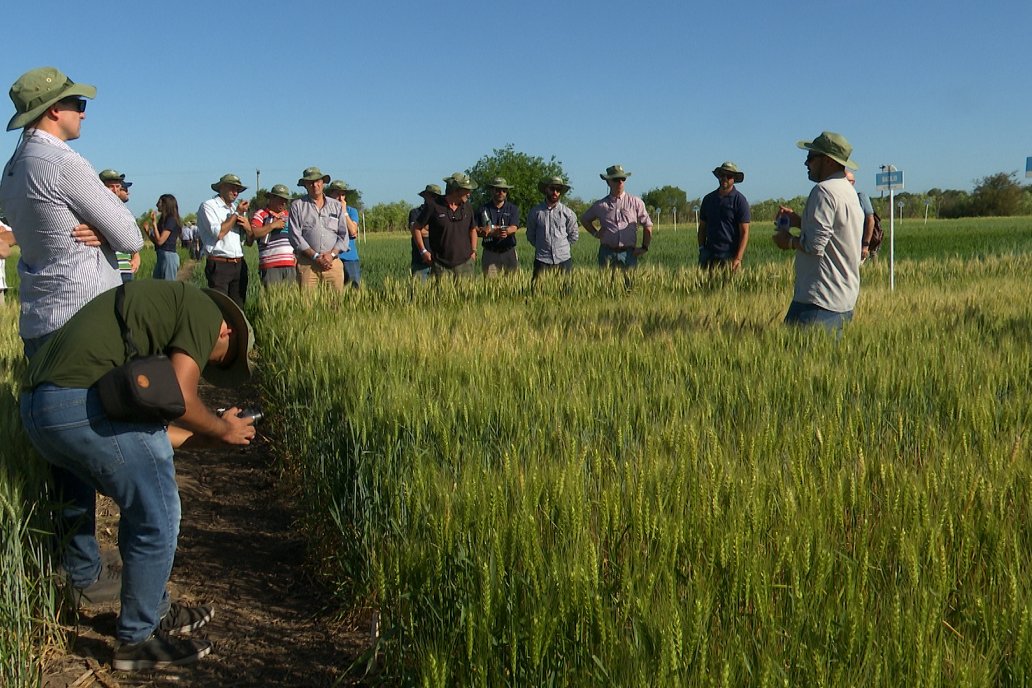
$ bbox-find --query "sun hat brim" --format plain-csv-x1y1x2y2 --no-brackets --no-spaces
7,82,96,131
201,289,254,388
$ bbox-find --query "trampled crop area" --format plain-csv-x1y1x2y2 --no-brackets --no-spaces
4,218,1032,686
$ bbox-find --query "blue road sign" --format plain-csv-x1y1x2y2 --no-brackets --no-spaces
1026,156,1032,178
876,170,904,190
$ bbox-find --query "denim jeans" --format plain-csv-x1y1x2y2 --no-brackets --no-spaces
342,259,362,288
784,300,853,331
598,245,638,270
153,250,180,280
21,384,178,643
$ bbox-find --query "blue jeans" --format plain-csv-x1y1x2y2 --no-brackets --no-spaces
153,250,180,280
342,259,361,288
598,245,638,270
784,301,853,331
21,385,178,643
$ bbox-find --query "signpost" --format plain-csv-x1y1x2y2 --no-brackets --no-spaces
876,166,904,290
692,204,700,230
1026,156,1032,179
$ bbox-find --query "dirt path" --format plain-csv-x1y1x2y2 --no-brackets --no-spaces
41,266,370,686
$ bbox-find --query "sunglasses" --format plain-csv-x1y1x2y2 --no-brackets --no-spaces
59,97,87,113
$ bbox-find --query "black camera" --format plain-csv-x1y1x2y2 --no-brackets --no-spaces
216,407,263,423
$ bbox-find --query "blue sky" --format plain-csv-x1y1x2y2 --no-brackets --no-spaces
3,0,1029,218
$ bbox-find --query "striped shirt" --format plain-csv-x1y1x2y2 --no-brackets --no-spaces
0,130,144,338
251,208,296,269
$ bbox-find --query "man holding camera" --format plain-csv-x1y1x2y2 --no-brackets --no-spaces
198,173,251,307
21,280,257,671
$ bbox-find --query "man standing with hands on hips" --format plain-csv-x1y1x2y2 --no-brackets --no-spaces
198,173,250,307
774,131,863,330
580,164,653,271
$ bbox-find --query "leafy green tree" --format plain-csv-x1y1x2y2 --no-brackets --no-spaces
363,201,411,232
466,144,565,225
641,186,689,223
969,172,1024,217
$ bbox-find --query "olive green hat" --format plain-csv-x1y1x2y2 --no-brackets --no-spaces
712,161,744,183
201,288,254,388
485,176,512,190
267,184,291,201
443,172,477,191
211,173,248,192
99,169,132,188
419,184,442,197
7,66,96,131
797,131,858,170
600,164,632,181
298,166,331,186
326,179,355,193
538,176,571,194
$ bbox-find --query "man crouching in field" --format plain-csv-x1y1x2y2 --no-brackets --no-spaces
20,280,256,671
774,131,863,331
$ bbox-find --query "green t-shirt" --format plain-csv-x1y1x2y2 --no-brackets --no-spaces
24,281,223,391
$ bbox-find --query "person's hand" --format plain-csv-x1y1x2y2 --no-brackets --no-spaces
219,407,256,446
237,200,250,214
476,226,489,238
318,253,335,270
776,206,801,229
71,223,106,247
421,249,433,265
861,246,870,261
497,227,509,239
130,252,141,273
731,258,742,272
773,230,793,250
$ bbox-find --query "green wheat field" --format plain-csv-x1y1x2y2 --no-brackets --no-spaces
3,217,1032,686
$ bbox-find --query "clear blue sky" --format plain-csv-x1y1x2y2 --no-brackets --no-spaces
3,0,1029,218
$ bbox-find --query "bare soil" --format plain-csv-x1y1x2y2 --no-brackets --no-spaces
41,358,371,686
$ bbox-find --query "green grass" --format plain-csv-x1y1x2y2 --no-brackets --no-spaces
252,248,1032,685
3,216,1032,686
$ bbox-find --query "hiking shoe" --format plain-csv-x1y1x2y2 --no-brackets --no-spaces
71,569,122,607
112,631,212,671
158,602,214,635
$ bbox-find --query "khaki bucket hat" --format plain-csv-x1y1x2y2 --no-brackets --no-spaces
419,184,442,198
326,179,354,193
298,166,331,186
538,176,571,194
712,161,744,183
485,177,512,190
211,173,248,192
99,169,132,188
443,172,477,191
7,66,96,131
267,184,291,201
600,164,632,180
797,131,858,170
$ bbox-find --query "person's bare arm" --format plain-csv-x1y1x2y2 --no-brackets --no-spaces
169,350,254,445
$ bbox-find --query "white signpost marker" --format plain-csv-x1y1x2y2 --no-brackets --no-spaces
876,167,904,290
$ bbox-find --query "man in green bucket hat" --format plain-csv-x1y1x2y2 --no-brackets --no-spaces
580,164,654,271
698,162,751,271
774,131,863,330
248,183,296,287
475,177,520,277
410,173,479,279
0,66,143,355
408,184,441,279
198,173,251,307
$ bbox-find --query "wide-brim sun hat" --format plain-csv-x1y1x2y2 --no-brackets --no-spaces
712,161,744,183
267,184,291,201
298,167,331,186
201,288,255,388
7,66,96,131
211,173,247,192
326,179,354,194
600,164,632,180
797,131,859,170
419,184,442,197
99,169,132,188
538,176,571,194
486,176,512,190
443,172,477,191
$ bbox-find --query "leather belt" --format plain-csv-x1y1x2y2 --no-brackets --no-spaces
207,255,242,263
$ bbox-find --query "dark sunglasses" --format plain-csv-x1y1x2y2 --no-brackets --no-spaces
59,97,87,113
